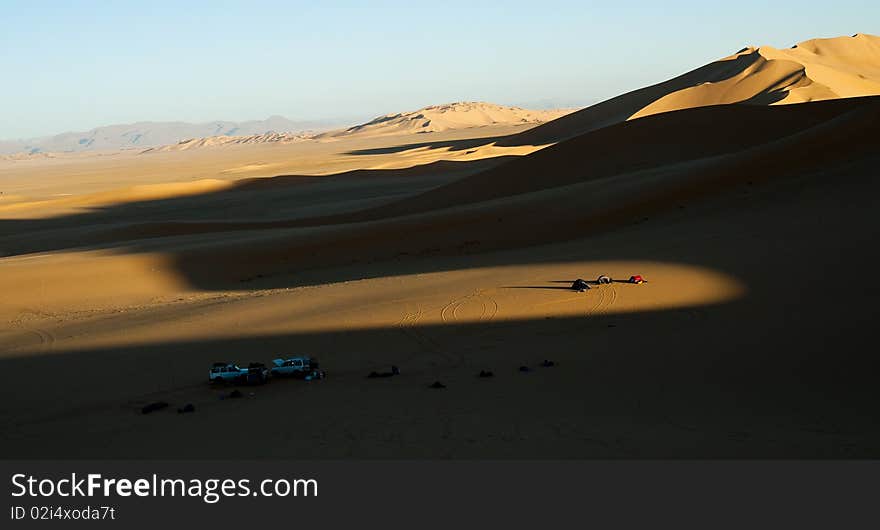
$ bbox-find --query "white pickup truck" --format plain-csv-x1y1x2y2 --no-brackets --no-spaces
209,362,269,385
270,357,321,379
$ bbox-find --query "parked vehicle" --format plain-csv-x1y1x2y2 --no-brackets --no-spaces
209,362,269,385
270,357,320,378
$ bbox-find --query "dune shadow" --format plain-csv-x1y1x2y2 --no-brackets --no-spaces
248,157,513,186
740,88,792,106
1,299,878,459
342,135,511,156
0,156,514,258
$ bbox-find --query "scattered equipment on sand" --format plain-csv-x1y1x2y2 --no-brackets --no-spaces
597,275,613,285
571,278,590,292
629,275,646,284
141,401,169,415
368,365,400,379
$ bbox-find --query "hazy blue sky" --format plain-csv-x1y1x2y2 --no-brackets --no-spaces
1,0,876,139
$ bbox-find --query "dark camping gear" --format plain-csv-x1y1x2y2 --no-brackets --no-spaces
141,402,169,415
571,278,590,291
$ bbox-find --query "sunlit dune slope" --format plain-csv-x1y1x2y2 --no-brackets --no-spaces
500,33,880,146
141,132,313,153
321,102,571,139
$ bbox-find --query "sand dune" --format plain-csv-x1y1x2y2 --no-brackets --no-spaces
3,132,877,457
122,98,868,298
501,33,880,146
352,97,876,220
141,132,314,153
49,96,869,251
1,34,879,458
323,102,572,139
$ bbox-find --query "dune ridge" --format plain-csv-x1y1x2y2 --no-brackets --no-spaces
500,33,880,146
140,132,314,153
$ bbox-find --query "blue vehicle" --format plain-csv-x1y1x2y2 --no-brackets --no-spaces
209,362,269,385
270,357,320,378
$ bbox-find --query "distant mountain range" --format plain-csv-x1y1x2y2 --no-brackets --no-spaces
0,116,338,155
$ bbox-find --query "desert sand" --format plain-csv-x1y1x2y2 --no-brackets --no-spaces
1,34,878,458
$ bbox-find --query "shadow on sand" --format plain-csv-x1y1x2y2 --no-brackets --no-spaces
2,145,880,458
0,157,514,259
1,298,878,459
342,135,512,157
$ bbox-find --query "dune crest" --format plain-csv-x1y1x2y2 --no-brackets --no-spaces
502,33,880,146
633,34,880,119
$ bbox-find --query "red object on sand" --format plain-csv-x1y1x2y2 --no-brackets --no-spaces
629,275,645,284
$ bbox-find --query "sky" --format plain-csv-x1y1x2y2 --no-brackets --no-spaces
0,0,877,139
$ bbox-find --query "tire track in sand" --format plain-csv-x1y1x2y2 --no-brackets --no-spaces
439,289,499,367
32,327,56,351
395,303,456,367
8,321,57,353
583,285,606,316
